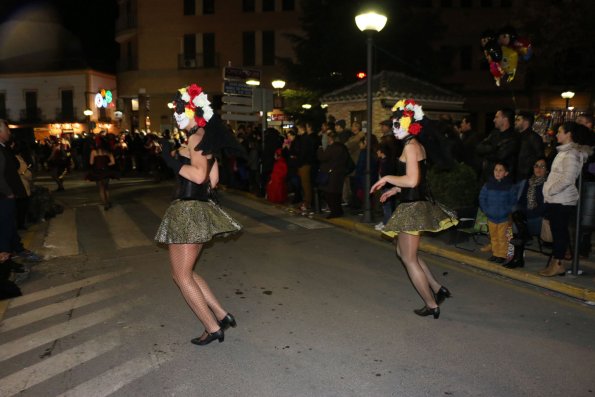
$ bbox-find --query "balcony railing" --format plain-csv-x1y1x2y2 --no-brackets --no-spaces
20,108,42,122
55,107,78,122
118,58,138,72
178,53,220,69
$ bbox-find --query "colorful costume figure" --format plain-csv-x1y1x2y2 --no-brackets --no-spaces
156,83,244,347
371,99,458,320
266,149,288,204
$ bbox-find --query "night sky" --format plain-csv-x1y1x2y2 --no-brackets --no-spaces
0,0,118,73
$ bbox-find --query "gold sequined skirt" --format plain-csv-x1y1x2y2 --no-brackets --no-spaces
382,200,458,238
155,199,242,244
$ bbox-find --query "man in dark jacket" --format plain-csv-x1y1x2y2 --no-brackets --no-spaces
459,116,484,178
476,108,520,183
317,132,349,218
514,111,545,183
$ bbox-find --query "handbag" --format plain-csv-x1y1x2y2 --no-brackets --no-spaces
316,169,331,186
540,218,553,243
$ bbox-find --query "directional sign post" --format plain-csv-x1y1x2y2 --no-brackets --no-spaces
221,66,261,123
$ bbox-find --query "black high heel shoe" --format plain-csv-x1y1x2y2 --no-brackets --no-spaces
218,313,237,330
414,306,440,319
435,286,452,305
190,329,224,346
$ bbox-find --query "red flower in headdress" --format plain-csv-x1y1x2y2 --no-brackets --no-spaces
408,123,422,135
187,84,202,98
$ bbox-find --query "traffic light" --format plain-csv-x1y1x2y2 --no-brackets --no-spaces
356,72,367,79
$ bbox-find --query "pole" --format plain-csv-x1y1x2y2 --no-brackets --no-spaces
571,170,583,275
363,32,373,223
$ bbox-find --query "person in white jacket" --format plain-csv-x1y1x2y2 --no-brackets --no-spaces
540,121,593,276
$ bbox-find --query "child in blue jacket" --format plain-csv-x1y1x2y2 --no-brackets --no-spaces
479,162,518,263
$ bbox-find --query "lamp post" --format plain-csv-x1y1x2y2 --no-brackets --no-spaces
84,109,93,134
561,90,575,110
355,10,387,223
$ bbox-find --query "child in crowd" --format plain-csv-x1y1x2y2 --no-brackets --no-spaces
479,162,518,264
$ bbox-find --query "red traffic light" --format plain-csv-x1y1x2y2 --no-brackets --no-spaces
356,72,367,79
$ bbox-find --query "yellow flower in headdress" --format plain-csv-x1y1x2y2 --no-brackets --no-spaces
392,100,405,111
399,116,411,131
184,107,194,120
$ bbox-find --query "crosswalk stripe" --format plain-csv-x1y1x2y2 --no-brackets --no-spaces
0,297,144,362
8,268,133,309
42,208,79,258
56,347,174,397
101,205,151,248
0,327,139,397
1,283,139,332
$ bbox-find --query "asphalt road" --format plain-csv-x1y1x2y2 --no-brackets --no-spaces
1,175,594,397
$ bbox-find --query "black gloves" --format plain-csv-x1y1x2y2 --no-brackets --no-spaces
159,139,182,174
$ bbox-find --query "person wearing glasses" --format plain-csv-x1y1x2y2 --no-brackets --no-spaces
506,158,548,269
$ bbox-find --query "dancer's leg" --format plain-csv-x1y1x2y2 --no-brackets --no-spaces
191,273,227,321
168,243,219,333
417,255,442,293
396,234,438,308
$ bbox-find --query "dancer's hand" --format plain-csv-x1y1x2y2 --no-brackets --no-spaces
370,177,387,193
159,139,182,173
379,186,400,203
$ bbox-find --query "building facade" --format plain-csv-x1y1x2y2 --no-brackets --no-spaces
0,69,118,140
115,0,302,133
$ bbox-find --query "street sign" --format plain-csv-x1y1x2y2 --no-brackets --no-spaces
222,95,253,106
223,66,261,81
252,88,274,112
223,80,253,96
222,104,254,113
221,113,259,122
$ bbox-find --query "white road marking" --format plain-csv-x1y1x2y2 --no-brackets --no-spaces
1,283,139,332
42,208,79,258
8,268,133,308
0,297,143,362
101,204,151,248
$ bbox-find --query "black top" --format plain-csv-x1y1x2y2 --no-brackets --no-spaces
175,156,214,201
396,159,428,203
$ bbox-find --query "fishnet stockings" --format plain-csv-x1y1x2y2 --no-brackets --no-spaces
395,234,439,308
168,243,226,333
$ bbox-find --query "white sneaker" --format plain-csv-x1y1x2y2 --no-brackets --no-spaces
374,222,385,231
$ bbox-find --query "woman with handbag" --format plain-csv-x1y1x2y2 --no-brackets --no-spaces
371,99,458,319
540,122,593,276
155,83,243,346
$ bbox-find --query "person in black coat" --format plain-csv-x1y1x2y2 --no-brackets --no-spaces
317,132,349,218
459,116,484,178
514,111,545,183
476,108,520,183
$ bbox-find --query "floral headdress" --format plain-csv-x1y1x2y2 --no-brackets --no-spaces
391,99,424,138
172,83,214,128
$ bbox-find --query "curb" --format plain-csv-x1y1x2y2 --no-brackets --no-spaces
227,188,595,304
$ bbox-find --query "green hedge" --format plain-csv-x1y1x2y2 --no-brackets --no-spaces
428,162,480,209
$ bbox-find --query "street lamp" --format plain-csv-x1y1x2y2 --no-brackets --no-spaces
561,91,575,110
84,109,93,133
355,9,387,223
272,79,285,109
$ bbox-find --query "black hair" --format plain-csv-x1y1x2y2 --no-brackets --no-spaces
494,161,509,172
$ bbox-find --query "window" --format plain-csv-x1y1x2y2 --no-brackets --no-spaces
183,0,195,15
461,0,473,7
203,33,215,67
480,0,493,7
25,91,37,120
61,89,74,119
183,34,196,68
282,0,295,10
0,92,5,119
500,0,512,6
203,0,214,14
262,0,274,11
262,31,275,65
441,0,452,7
460,46,472,70
242,0,255,12
243,32,255,66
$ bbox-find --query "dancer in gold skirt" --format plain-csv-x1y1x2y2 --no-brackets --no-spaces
371,99,458,319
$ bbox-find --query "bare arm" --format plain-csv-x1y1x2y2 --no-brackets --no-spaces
108,153,116,166
89,150,96,166
178,133,208,184
371,143,422,192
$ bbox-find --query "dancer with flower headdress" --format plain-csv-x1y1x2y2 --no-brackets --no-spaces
155,83,243,346
371,99,458,319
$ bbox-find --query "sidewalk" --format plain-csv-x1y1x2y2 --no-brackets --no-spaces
233,189,595,304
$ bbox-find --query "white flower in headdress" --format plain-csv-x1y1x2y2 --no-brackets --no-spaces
192,92,211,109
181,92,191,103
202,106,214,122
413,104,424,121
